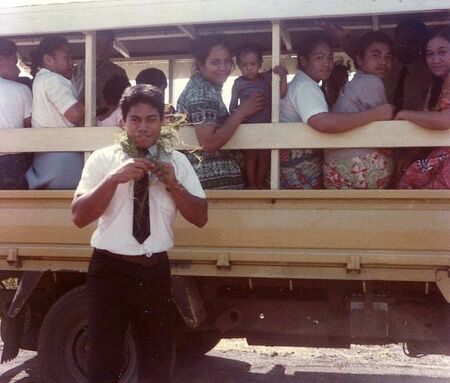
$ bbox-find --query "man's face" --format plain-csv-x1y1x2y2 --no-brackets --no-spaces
44,44,74,79
0,53,19,80
300,42,334,82
124,102,162,149
357,41,393,79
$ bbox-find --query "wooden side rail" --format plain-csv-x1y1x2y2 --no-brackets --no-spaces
0,121,449,153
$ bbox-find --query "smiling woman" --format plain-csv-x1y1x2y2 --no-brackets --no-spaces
177,35,265,189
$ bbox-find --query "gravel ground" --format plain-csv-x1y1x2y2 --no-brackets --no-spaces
1,339,450,382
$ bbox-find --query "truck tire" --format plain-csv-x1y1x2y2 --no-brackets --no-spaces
38,285,137,383
176,330,221,360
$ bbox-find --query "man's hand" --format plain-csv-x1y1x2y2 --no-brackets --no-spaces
150,161,179,190
371,103,395,121
109,158,153,184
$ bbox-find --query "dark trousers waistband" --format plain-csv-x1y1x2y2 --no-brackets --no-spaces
94,248,167,267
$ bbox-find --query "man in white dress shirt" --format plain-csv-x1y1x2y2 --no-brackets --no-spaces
72,84,208,383
0,38,32,189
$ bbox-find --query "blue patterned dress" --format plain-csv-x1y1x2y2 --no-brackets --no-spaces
177,72,244,189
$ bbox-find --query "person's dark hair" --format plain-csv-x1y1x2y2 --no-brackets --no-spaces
0,38,17,58
426,26,450,110
296,31,333,67
395,18,428,39
135,68,168,90
235,42,263,64
30,35,68,77
102,75,130,106
356,31,393,59
191,35,232,70
120,84,165,120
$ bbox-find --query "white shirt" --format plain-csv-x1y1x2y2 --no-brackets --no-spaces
279,70,329,123
0,77,32,129
32,68,78,128
75,144,206,256
96,107,122,127
27,69,83,190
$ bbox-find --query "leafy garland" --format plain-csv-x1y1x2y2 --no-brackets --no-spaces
115,111,194,227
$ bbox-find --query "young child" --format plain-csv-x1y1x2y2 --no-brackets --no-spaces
324,31,396,189
230,42,288,189
96,75,129,127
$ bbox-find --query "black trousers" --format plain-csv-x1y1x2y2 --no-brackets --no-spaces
87,249,174,383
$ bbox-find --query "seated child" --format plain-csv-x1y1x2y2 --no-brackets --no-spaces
395,26,450,189
230,42,287,189
324,31,396,189
96,75,129,127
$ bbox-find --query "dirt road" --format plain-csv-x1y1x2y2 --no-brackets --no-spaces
1,339,450,382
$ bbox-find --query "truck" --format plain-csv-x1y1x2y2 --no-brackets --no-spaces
0,1,449,382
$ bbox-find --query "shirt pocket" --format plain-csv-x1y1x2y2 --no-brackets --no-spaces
151,182,176,219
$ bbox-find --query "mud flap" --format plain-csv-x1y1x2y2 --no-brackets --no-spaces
171,276,206,328
1,271,43,363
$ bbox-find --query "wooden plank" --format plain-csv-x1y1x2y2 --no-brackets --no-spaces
1,122,449,153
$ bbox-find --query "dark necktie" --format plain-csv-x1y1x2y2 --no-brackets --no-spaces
394,65,408,111
132,152,150,244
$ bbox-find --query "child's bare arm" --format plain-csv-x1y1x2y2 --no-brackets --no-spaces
229,82,239,113
273,65,288,98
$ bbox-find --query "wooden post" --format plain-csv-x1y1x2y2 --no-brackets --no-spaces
168,59,174,105
271,21,281,190
84,31,96,128
84,31,96,162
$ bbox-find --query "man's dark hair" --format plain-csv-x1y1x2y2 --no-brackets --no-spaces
135,68,168,90
235,42,263,64
120,84,165,120
102,75,130,106
356,31,393,59
30,35,68,77
0,38,17,58
395,18,428,39
296,31,333,64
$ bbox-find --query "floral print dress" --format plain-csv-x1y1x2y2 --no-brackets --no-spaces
396,78,450,189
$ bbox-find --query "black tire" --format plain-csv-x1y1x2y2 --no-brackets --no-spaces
176,330,222,361
38,285,137,383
